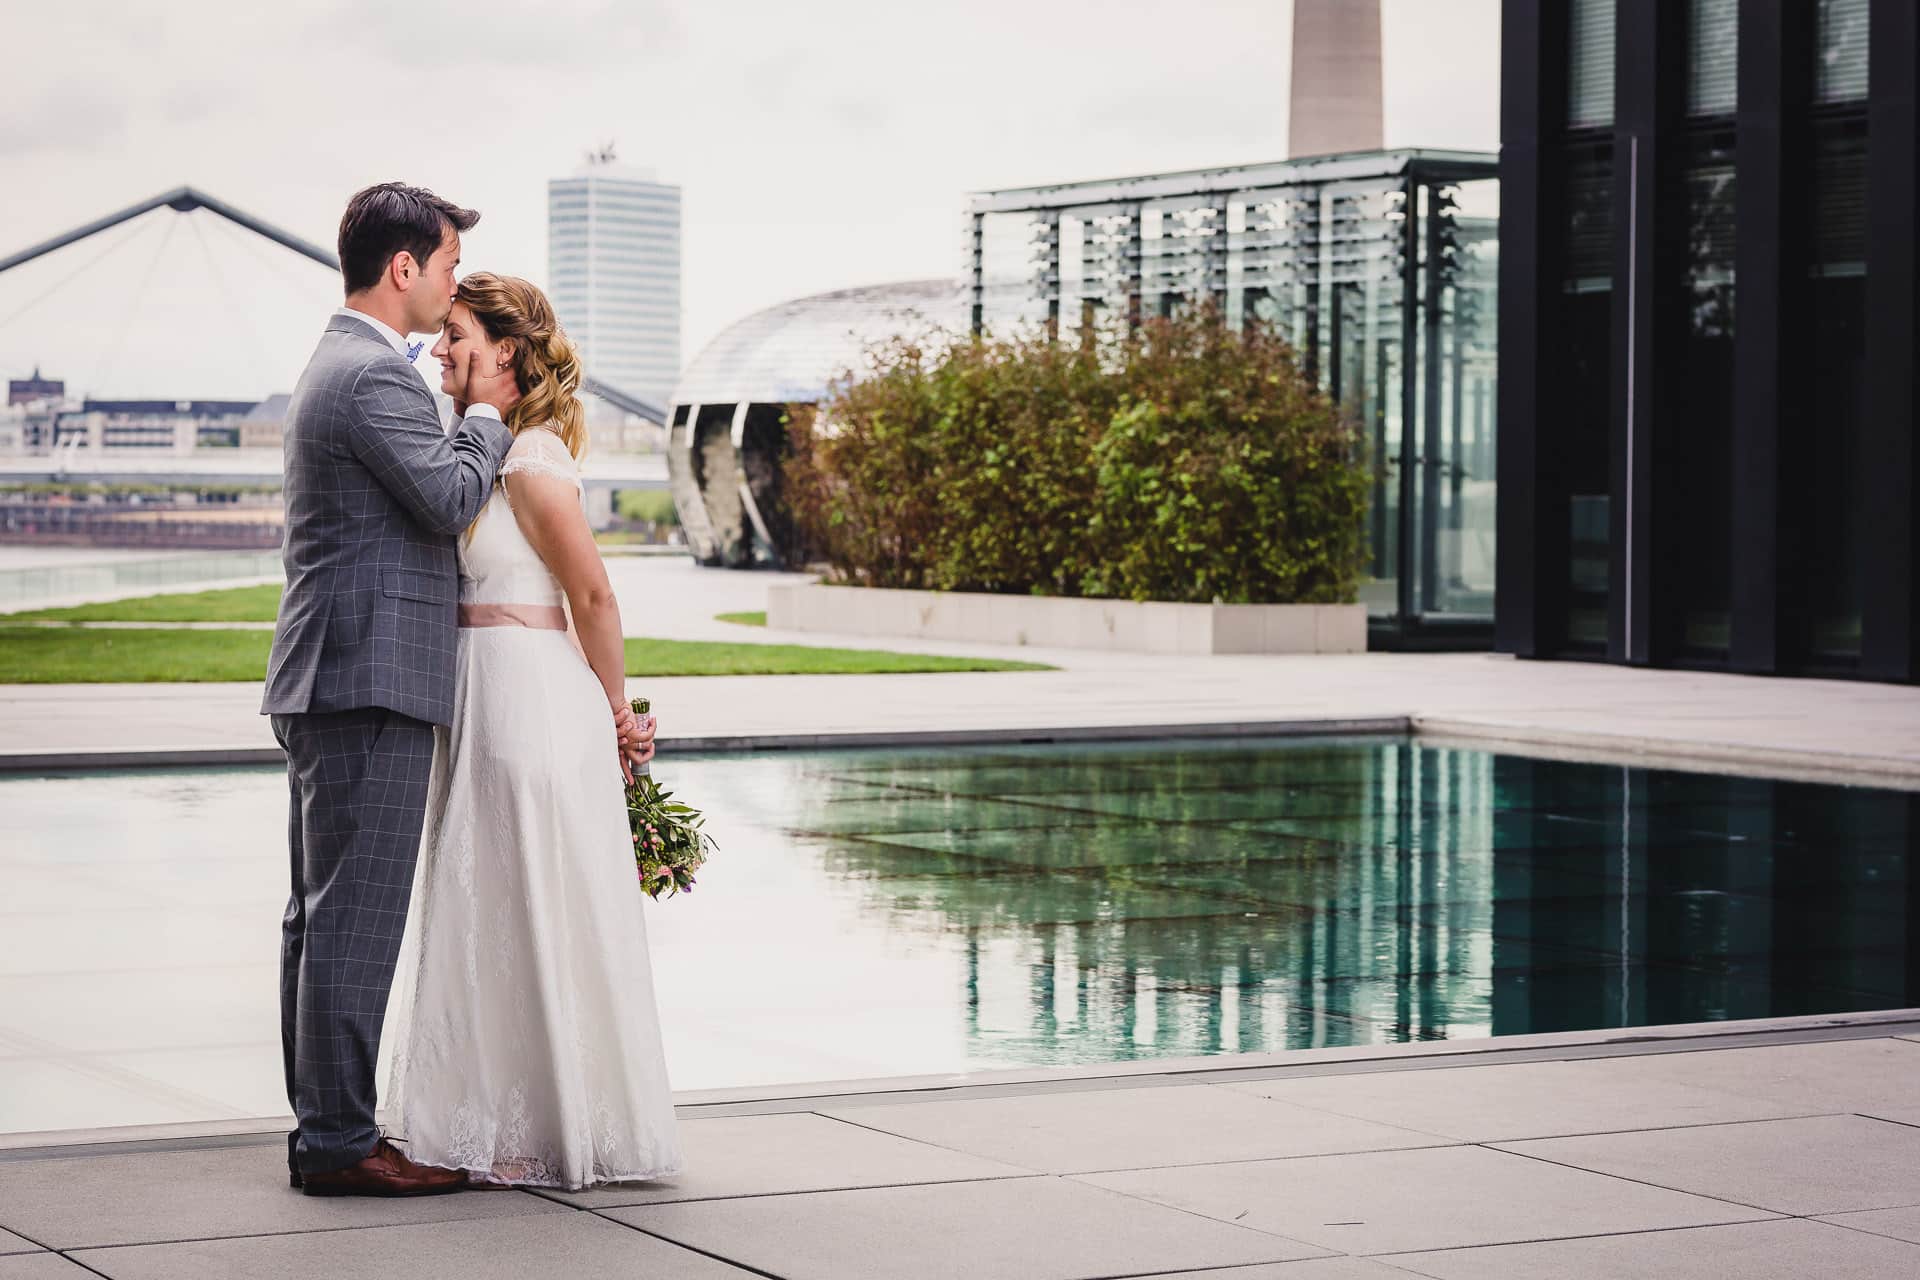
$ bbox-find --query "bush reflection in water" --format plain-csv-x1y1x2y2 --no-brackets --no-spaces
782,737,1918,1068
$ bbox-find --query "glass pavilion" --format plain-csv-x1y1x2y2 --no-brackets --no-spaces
967,150,1500,647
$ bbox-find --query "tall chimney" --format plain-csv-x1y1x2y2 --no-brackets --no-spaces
1288,0,1384,157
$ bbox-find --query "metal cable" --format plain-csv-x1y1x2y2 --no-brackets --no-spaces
89,215,182,393
189,211,277,376
0,213,164,336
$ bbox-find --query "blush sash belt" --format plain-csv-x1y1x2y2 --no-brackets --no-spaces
457,602,568,630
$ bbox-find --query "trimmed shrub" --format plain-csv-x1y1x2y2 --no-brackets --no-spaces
783,307,1369,605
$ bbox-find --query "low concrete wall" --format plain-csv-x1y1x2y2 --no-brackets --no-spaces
766,582,1366,654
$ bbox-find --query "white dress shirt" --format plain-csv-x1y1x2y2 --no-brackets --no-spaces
335,306,500,423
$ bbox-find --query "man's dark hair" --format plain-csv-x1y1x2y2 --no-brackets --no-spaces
337,183,480,294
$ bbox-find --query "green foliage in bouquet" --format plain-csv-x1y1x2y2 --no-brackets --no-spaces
781,305,1370,605
625,697,716,899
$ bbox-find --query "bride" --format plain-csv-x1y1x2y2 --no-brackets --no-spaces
386,272,683,1189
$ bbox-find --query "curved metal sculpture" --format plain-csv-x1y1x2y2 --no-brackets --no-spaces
666,279,968,568
0,187,666,426
0,186,337,276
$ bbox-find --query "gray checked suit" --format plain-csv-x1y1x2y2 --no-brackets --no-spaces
263,312,513,1175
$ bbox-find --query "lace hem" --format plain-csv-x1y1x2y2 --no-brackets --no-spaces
455,1155,686,1191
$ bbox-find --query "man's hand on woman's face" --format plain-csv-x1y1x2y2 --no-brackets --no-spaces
457,346,521,416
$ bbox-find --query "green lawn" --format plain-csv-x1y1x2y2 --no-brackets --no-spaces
7,583,283,623
15,590,782,633
0,628,278,683
0,627,1051,683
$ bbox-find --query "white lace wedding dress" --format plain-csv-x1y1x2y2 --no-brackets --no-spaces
386,426,683,1190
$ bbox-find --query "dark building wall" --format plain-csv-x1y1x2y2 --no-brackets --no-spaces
1498,0,1913,682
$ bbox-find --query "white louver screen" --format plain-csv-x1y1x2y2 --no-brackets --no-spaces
1688,0,1739,117
1816,0,1870,103
1568,0,1617,130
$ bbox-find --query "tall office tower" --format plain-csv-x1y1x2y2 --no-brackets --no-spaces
547,157,682,410
1288,0,1384,157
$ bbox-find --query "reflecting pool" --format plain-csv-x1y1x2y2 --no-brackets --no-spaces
0,736,1914,1134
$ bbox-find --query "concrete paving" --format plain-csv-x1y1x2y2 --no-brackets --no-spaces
1,1017,1917,1279
5,557,1920,786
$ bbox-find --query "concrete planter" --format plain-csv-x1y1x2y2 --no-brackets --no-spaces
766,582,1366,655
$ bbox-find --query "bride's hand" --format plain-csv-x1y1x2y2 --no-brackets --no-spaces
612,703,638,784
611,705,656,784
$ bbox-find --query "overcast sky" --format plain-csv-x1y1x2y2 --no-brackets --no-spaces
0,0,1499,400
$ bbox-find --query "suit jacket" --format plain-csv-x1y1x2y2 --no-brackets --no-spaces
262,313,514,726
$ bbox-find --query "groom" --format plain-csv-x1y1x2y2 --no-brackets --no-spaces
263,183,519,1196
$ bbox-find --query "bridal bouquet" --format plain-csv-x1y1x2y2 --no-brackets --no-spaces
625,697,715,899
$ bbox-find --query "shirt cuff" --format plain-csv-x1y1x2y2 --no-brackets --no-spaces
465,404,503,422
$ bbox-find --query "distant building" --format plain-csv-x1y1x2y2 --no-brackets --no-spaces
8,367,63,407
10,399,64,453
548,159,682,411
1289,0,1384,157
238,393,291,449
53,399,255,454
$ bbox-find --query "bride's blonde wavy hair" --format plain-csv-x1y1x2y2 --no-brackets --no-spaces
455,272,589,460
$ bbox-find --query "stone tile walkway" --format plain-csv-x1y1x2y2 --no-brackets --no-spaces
2,1017,1917,1278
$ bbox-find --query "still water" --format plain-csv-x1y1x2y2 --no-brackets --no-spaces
0,736,1913,1133
0,548,283,611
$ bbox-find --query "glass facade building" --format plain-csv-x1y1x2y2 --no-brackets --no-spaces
1500,0,1918,683
547,165,682,408
967,152,1499,647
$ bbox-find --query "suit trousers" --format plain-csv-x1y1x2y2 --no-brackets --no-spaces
271,707,436,1174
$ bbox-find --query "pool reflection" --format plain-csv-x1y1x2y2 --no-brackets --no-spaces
780,738,1919,1067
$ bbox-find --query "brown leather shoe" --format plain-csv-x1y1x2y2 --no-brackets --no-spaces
298,1139,467,1197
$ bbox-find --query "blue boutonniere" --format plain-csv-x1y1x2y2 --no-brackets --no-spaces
406,340,425,363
